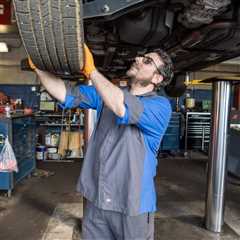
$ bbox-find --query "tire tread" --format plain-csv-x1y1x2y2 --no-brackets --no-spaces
13,0,84,76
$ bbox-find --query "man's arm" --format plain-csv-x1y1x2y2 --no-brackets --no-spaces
35,69,66,103
90,70,125,117
83,45,125,117
28,58,102,111
35,67,120,114
29,45,125,116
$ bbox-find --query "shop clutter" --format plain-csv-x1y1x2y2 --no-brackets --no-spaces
35,108,84,161
0,86,84,196
0,91,33,118
36,129,84,161
0,137,18,172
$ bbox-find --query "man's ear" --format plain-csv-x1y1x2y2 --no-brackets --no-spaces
152,73,163,86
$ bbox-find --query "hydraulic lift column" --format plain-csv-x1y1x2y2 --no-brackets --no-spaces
205,78,231,233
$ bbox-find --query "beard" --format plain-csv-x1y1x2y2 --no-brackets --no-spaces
127,71,152,87
135,79,152,87
127,77,152,87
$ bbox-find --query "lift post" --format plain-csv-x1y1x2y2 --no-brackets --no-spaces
203,76,240,232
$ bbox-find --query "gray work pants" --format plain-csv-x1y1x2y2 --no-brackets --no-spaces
82,200,154,240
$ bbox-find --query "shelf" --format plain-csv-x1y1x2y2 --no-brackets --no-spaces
43,159,74,163
42,158,84,162
39,123,84,127
35,113,84,118
35,114,63,117
45,145,58,148
36,111,85,164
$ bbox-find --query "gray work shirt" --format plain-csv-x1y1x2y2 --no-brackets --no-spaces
61,84,172,216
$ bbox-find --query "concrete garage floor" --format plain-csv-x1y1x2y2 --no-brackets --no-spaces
0,161,83,240
0,154,240,240
155,154,240,240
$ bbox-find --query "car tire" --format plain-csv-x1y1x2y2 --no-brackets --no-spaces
13,0,84,76
165,74,187,97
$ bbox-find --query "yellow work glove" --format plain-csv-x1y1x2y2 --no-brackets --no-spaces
82,44,96,78
28,57,36,71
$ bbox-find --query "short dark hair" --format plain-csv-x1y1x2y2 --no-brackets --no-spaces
154,48,174,88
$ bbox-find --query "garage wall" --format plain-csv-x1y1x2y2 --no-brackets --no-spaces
0,44,38,85
0,84,40,110
191,63,240,81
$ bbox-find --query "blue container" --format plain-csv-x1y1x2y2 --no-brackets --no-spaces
36,146,47,161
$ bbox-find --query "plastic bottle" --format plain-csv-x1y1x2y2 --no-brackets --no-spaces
5,103,11,118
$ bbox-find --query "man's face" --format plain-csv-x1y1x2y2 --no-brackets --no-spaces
126,52,163,87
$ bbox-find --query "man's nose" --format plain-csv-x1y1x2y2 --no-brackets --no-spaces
135,56,141,64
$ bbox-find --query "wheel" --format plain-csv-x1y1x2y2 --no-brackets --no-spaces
164,74,187,97
13,0,84,77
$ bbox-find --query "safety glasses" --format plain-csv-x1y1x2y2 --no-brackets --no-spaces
137,54,162,75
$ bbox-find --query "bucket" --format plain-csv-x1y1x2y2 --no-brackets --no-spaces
36,146,47,161
48,147,57,154
48,153,60,160
186,97,195,109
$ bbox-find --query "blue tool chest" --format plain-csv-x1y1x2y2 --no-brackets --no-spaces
0,115,36,197
160,112,181,151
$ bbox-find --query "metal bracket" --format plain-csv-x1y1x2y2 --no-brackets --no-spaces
83,0,145,19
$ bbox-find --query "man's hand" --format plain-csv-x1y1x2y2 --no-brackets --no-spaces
28,57,37,71
82,44,96,78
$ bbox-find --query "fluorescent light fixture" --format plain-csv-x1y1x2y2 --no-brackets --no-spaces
0,24,18,33
0,42,8,52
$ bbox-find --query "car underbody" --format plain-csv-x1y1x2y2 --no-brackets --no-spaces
83,0,239,78
14,0,240,95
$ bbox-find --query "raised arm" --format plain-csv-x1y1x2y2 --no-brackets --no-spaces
35,69,66,103
29,44,125,116
82,45,125,117
28,58,66,103
28,58,102,111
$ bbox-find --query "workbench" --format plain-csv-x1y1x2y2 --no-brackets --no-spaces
0,114,36,197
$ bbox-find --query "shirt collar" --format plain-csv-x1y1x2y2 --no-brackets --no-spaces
136,91,157,97
124,87,157,97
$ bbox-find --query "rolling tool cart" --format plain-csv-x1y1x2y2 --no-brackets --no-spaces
184,112,211,154
0,114,36,197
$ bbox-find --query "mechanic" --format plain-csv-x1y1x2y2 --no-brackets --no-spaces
29,44,174,240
